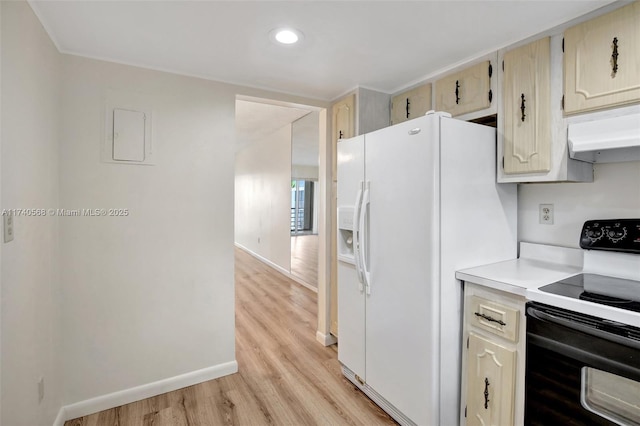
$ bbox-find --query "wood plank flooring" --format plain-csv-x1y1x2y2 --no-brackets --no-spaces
290,234,318,288
65,248,395,426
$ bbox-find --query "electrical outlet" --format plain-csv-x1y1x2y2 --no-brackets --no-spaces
539,204,554,225
38,377,44,403
3,214,14,243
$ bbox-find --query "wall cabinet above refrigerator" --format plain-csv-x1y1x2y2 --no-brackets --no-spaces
435,59,496,119
390,83,432,125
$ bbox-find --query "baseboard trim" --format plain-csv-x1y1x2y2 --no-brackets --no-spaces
287,273,318,293
235,243,318,293
53,406,67,426
316,330,337,346
60,360,238,422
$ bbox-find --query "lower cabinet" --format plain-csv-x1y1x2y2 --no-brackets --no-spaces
466,333,516,426
461,283,526,426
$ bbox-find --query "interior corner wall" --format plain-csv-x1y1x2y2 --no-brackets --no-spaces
58,55,237,405
518,161,640,247
235,124,292,272
1,2,63,425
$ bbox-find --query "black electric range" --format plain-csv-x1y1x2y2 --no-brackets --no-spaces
539,219,640,314
526,219,640,426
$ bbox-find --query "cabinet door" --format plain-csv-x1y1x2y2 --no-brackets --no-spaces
502,37,551,174
331,94,355,336
435,61,492,117
466,333,516,426
333,94,355,143
564,2,640,114
391,83,432,125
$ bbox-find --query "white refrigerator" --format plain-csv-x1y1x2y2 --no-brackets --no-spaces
336,112,517,426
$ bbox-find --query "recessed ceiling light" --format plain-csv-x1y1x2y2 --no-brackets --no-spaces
276,30,298,44
270,28,304,45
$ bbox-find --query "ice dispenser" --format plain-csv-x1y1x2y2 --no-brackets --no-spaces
338,207,356,263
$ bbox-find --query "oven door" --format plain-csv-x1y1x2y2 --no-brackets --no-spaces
525,302,640,426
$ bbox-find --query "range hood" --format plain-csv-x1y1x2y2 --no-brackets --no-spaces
568,113,640,163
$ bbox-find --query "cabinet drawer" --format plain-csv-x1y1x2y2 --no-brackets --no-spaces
467,296,519,342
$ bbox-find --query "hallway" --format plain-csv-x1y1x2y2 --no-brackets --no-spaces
290,234,318,288
66,248,395,425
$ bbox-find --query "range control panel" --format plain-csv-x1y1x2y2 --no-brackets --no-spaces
580,219,640,253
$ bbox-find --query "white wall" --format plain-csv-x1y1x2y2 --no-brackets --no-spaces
291,165,319,180
518,161,640,248
58,55,238,404
1,2,63,425
1,2,330,419
235,124,292,272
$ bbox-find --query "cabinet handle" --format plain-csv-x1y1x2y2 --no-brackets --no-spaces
520,93,526,122
455,80,460,105
484,378,490,409
339,130,344,139
611,37,619,76
474,312,506,326
406,98,410,119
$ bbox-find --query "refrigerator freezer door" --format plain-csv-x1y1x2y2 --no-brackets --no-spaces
337,135,366,380
364,115,440,426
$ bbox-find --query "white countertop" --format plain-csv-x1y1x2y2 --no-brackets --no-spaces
456,242,640,328
456,242,583,296
456,258,582,296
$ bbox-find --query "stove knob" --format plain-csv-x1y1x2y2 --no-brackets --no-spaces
585,226,604,242
607,226,627,243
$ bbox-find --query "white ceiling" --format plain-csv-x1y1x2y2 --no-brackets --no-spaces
235,100,319,167
235,100,310,151
30,0,613,102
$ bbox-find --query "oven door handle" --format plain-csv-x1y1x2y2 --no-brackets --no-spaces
527,306,640,351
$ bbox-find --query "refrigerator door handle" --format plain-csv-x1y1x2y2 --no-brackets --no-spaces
359,182,371,295
352,182,364,290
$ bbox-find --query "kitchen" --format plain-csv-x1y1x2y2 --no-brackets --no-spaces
333,1,640,424
2,1,640,426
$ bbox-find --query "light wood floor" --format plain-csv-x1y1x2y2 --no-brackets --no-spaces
65,247,395,425
290,234,318,288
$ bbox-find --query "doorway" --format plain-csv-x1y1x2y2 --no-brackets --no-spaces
234,96,322,291
291,179,315,235
289,110,320,288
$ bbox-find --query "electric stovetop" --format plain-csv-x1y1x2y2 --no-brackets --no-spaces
540,219,640,314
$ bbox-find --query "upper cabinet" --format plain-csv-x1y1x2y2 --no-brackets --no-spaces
391,83,432,125
332,94,355,144
502,37,552,175
497,35,593,183
435,61,493,118
564,2,640,115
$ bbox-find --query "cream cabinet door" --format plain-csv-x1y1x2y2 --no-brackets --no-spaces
435,61,492,117
332,94,355,177
466,333,516,426
564,2,640,114
391,83,432,125
502,37,551,174
333,94,355,142
331,94,354,336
